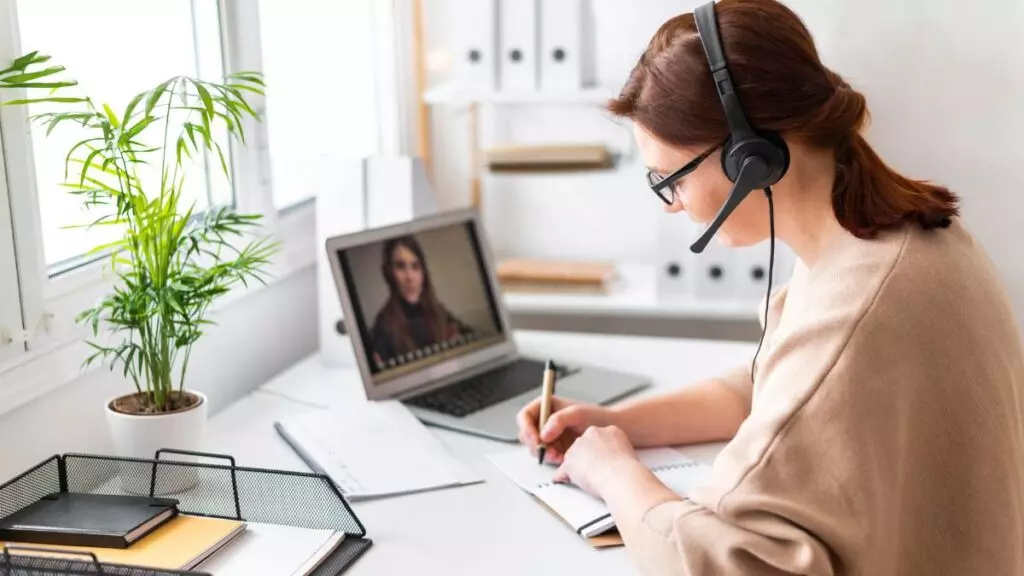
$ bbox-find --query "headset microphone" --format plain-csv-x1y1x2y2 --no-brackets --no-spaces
690,0,790,380
689,155,771,253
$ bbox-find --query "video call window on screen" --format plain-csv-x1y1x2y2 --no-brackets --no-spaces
338,222,504,380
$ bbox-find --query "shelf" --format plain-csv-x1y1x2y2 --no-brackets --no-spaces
501,263,762,323
423,82,615,105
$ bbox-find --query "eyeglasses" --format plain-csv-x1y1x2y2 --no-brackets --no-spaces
646,140,726,205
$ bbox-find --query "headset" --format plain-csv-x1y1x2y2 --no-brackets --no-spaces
690,0,790,254
691,0,790,378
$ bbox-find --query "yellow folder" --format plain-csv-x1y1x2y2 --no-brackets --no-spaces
2,514,246,571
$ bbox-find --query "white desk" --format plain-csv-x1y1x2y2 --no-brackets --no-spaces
203,330,755,575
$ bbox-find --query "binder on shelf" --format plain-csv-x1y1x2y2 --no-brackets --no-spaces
498,0,539,92
0,449,373,576
734,241,797,301
452,0,498,93
539,0,583,92
693,239,737,301
655,213,699,297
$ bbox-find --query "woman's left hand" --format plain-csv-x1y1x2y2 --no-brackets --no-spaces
552,425,642,497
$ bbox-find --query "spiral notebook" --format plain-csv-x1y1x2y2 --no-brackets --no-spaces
486,447,712,546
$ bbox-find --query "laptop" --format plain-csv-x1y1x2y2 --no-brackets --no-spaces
324,208,650,442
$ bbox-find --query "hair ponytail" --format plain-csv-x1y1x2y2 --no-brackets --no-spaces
833,132,957,238
820,72,958,238
606,0,959,239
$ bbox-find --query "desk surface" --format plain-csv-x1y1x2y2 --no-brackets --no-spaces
203,330,755,576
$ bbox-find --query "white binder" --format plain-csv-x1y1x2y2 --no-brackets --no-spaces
498,0,539,92
733,242,772,301
539,0,582,92
655,212,697,297
692,239,737,301
735,240,797,301
453,0,498,93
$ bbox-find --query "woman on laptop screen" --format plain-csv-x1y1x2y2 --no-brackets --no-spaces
369,235,474,370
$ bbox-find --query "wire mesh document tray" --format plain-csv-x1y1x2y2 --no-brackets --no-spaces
0,449,373,575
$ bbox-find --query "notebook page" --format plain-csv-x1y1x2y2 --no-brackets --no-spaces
485,449,610,533
277,400,482,500
487,447,712,536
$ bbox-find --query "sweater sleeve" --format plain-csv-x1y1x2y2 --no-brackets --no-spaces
626,498,835,576
618,268,859,576
716,363,754,411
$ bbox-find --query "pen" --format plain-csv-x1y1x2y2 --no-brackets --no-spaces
537,360,557,465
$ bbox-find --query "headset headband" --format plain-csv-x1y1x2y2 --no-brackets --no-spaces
693,2,756,144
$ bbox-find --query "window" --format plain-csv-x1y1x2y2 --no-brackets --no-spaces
0,0,402,412
11,0,229,273
258,0,380,210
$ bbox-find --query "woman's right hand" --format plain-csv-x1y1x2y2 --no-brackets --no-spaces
516,396,615,464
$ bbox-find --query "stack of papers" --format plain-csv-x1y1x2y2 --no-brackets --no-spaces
197,523,345,576
275,400,483,500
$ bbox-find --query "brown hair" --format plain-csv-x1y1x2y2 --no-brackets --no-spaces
376,235,458,354
608,0,958,238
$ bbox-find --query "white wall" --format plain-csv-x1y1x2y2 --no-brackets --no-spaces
424,0,1024,330
0,267,318,481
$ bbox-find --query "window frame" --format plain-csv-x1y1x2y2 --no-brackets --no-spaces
0,0,413,415
0,124,25,366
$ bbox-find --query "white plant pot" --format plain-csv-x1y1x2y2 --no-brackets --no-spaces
105,390,208,495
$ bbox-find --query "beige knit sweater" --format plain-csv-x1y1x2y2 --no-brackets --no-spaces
629,219,1024,575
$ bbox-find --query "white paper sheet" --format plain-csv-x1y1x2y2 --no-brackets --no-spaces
197,523,344,576
275,400,483,500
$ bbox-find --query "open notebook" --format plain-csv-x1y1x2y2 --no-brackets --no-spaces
487,447,712,545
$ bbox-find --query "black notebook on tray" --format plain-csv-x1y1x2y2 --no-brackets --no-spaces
0,492,178,548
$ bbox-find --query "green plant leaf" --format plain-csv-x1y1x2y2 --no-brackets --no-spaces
212,140,230,178
2,96,86,106
0,66,66,84
226,82,264,96
195,82,214,119
144,78,174,116
123,91,145,122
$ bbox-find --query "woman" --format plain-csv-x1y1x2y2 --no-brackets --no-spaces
517,1,1024,574
369,235,472,368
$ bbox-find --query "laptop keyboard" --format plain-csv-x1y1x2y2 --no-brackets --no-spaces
403,359,575,418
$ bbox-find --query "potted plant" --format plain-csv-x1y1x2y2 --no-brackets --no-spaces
0,51,277,467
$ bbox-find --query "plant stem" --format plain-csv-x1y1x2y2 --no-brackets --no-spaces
179,344,192,395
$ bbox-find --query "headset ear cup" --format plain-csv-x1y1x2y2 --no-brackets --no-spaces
762,131,791,184
720,137,738,182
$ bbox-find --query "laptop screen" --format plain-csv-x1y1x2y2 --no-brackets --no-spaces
335,220,505,384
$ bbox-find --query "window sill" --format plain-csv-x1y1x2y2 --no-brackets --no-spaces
0,201,318,418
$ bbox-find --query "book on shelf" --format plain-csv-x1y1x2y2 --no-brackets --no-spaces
496,258,620,294
484,143,613,172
